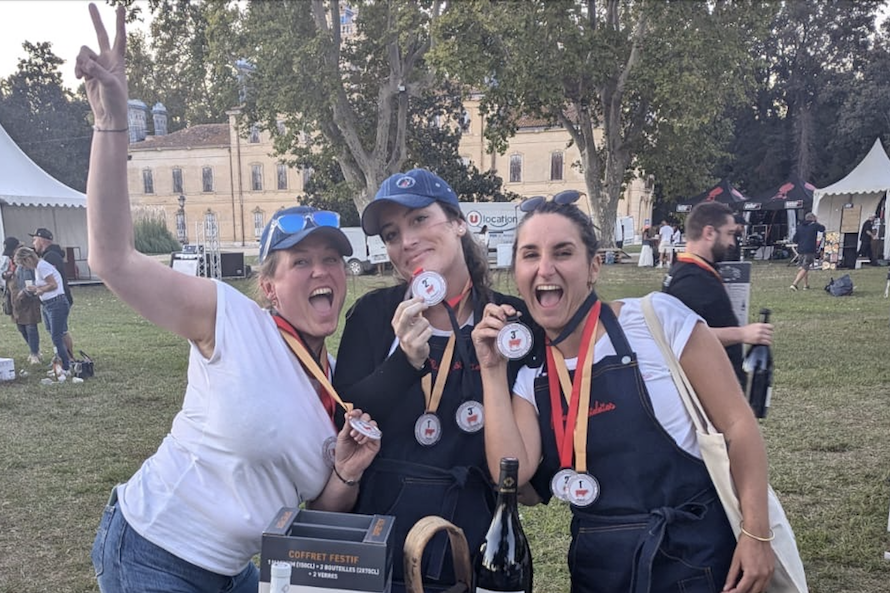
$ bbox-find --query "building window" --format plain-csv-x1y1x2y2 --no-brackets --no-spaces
172,168,183,194
276,120,287,135
204,210,219,239
550,151,564,181
249,125,260,143
202,167,213,192
277,164,288,190
253,209,265,239
509,154,522,183
251,164,263,191
303,166,314,186
142,169,154,194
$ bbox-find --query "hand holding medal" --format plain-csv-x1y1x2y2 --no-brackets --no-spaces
496,314,534,360
331,409,381,485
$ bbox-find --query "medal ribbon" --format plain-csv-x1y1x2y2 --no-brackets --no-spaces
675,252,723,283
420,279,472,414
546,300,601,472
274,315,352,422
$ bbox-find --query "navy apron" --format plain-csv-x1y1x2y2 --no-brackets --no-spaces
353,299,496,593
533,303,736,593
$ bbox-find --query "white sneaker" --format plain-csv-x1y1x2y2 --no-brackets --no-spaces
28,354,41,365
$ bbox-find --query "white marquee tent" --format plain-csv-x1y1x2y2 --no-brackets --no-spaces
0,122,90,279
813,138,890,260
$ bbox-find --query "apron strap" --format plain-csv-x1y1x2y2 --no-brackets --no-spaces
598,303,633,357
630,501,710,593
367,458,492,581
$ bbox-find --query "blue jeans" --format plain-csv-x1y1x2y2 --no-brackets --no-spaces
91,489,259,593
41,295,70,370
17,323,39,355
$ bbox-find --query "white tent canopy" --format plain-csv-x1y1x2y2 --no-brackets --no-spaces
813,138,890,261
0,122,90,278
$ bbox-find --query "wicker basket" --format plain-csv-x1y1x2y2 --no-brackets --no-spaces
403,516,472,593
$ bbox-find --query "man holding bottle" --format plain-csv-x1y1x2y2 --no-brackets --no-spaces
662,201,773,388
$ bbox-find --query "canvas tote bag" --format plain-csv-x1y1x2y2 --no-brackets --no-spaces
641,294,808,593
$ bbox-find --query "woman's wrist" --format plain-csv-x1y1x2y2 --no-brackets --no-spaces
332,464,360,487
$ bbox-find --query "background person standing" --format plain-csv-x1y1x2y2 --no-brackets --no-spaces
663,202,773,388
859,214,876,265
790,212,825,291
29,227,74,359
657,220,674,268
2,237,42,363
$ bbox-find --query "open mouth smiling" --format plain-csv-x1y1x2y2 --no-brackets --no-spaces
535,284,563,307
309,287,334,310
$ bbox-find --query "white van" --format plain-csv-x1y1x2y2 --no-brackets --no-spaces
340,227,390,275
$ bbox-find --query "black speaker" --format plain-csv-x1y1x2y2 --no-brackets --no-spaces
220,252,245,278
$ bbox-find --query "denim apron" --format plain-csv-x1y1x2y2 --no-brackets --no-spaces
532,303,736,593
354,297,496,593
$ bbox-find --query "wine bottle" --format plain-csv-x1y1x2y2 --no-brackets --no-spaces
474,458,533,593
743,308,773,418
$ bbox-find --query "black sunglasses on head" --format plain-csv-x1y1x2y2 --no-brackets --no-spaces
519,190,582,213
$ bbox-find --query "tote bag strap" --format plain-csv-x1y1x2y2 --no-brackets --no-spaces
640,294,715,434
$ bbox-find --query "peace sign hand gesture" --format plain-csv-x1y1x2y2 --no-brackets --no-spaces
75,4,128,131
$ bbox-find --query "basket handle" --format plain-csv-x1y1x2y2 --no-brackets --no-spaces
403,516,471,593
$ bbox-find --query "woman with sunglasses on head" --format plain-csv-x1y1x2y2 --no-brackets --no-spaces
76,6,379,593
333,169,541,592
472,197,776,593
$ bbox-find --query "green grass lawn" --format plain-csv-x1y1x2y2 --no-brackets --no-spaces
2,261,889,592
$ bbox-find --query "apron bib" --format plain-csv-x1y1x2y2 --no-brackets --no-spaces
533,304,735,593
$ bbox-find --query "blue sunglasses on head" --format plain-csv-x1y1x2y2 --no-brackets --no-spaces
519,190,582,213
259,210,341,263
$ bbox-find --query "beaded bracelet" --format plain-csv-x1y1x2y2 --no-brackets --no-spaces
333,465,359,487
93,126,129,133
739,521,775,542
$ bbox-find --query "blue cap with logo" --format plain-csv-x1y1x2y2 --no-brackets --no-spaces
361,169,460,235
258,206,352,264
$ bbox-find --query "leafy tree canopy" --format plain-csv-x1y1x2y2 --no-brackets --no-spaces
0,41,92,192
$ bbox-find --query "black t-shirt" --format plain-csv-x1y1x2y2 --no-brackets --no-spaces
662,258,744,388
861,220,874,241
793,221,825,254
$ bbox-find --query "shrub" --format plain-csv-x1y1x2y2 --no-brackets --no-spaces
133,206,181,254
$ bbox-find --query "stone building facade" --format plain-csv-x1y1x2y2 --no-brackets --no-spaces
126,101,653,246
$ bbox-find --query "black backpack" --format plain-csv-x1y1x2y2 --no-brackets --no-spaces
825,274,854,296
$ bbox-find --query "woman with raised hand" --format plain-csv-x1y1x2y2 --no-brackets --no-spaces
77,5,379,593
472,197,775,593
333,169,541,592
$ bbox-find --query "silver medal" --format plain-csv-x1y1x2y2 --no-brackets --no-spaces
455,400,484,433
411,270,447,307
496,321,534,360
567,472,600,507
414,412,442,446
550,468,576,502
349,417,382,440
322,436,337,468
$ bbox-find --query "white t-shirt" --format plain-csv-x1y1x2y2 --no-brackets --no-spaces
118,281,337,576
513,293,702,458
658,224,674,247
35,259,65,301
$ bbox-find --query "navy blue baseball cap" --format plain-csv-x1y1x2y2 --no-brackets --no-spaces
361,169,461,235
258,206,352,264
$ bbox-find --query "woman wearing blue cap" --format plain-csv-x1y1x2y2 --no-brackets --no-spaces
333,168,541,591
76,6,380,593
